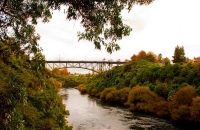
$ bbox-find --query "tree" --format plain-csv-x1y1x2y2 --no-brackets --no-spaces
0,0,153,54
130,51,157,62
158,53,163,63
146,51,157,62
0,0,51,55
172,45,186,63
163,57,171,65
61,68,69,75
130,54,137,61
137,50,147,59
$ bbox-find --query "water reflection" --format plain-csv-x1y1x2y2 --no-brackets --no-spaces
60,88,180,130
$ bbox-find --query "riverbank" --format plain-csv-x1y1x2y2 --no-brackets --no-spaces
77,84,200,129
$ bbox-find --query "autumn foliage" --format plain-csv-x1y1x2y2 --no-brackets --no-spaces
77,84,87,94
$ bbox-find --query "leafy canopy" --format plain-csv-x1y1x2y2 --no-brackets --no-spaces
0,0,153,54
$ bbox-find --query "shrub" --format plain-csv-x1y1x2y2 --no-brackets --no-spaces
20,103,41,128
90,89,98,96
127,86,160,113
105,89,118,102
190,96,200,122
169,86,196,121
155,100,169,117
117,87,131,103
171,105,190,121
196,86,200,95
171,85,196,106
49,77,62,89
154,83,168,98
100,87,116,101
77,84,87,94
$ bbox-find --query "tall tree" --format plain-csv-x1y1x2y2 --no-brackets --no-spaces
158,53,163,63
172,45,186,63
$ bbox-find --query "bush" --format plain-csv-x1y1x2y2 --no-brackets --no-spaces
20,103,41,128
117,87,131,103
154,83,168,98
190,96,200,122
155,100,169,117
171,105,190,121
49,77,62,89
127,86,160,113
77,84,87,94
100,87,116,101
105,89,118,102
90,89,98,96
171,85,196,106
169,86,196,121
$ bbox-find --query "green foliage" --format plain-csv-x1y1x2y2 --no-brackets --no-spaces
86,58,200,100
0,0,153,54
103,87,131,103
100,87,117,101
20,103,42,128
117,87,131,103
85,56,200,124
49,77,63,89
172,45,186,63
169,86,196,121
127,86,160,113
90,89,99,97
1,0,155,128
154,83,168,98
0,40,71,129
49,67,89,88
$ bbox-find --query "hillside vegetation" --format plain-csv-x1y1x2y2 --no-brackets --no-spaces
0,41,72,129
83,50,200,124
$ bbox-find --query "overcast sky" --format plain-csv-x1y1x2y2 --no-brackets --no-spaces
36,0,200,73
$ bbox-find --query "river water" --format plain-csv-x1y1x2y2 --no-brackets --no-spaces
60,88,183,130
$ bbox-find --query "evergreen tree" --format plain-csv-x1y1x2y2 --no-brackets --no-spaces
172,45,186,63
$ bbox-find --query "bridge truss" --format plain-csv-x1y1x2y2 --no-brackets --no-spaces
45,61,127,73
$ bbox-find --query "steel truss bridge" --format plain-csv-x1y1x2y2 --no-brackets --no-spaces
45,60,127,73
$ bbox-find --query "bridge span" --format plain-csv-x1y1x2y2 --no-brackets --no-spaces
45,60,127,73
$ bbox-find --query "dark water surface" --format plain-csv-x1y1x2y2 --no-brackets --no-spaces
60,88,182,130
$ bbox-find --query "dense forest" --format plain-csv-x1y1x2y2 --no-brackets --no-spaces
78,48,200,125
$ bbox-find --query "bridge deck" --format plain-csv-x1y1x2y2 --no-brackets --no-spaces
45,60,127,73
46,60,127,64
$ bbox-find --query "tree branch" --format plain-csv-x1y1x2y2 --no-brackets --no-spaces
0,0,7,12
0,6,25,14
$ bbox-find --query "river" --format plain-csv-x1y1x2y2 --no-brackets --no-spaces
60,88,183,130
